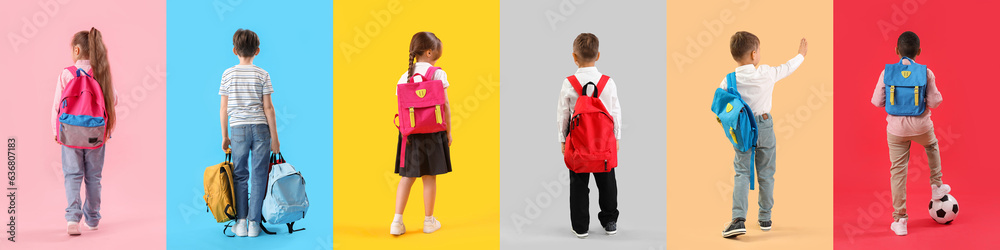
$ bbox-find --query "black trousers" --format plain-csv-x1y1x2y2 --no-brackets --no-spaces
569,168,619,233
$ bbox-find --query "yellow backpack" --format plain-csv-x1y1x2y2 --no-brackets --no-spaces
203,150,236,223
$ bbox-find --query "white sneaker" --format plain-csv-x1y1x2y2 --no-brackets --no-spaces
390,221,406,235
67,221,81,235
890,218,908,236
248,221,260,237
232,219,248,237
86,223,98,230
932,184,952,200
573,230,589,239
423,216,442,234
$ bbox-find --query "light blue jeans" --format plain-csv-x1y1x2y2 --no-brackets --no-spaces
62,145,105,226
230,124,271,222
731,114,776,221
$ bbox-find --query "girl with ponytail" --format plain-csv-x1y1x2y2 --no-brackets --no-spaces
51,27,118,235
390,31,451,236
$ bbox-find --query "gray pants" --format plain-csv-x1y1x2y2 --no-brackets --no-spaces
731,114,776,221
230,124,271,222
62,145,105,226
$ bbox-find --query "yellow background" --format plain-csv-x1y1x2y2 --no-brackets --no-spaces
666,0,833,249
333,0,499,249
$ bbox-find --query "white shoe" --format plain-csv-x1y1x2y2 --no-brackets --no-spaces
248,221,260,237
232,219,248,237
86,223,98,230
390,221,406,236
890,218,908,236
67,221,81,235
932,184,952,200
423,216,442,234
573,230,588,239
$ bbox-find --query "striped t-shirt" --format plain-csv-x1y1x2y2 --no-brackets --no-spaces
219,64,273,126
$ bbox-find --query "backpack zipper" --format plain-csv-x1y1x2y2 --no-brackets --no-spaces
889,85,895,105
604,160,608,172
914,86,919,106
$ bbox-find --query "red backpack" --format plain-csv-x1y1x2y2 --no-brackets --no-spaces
394,66,447,168
563,75,617,173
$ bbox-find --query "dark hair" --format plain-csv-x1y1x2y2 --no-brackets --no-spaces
730,31,759,61
897,31,920,59
408,32,442,79
72,27,115,134
233,29,259,57
573,33,599,62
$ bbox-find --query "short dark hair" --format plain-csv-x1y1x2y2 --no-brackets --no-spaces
573,33,599,62
233,29,259,57
897,31,920,58
730,31,759,61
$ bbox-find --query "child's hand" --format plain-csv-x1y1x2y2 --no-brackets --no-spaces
271,138,280,154
798,38,808,56
561,142,566,155
222,137,230,151
617,140,620,151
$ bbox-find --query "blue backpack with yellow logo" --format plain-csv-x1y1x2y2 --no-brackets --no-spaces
884,57,927,116
711,72,758,190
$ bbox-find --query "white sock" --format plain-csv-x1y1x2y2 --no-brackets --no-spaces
393,214,403,223
425,216,434,221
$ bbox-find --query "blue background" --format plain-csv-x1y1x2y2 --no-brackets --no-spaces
166,1,332,249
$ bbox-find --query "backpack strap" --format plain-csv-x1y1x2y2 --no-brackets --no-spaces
594,75,610,97
65,66,93,78
567,75,584,96
408,66,442,83
726,72,738,93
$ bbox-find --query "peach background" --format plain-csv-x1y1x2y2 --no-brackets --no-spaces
0,0,166,249
666,0,833,249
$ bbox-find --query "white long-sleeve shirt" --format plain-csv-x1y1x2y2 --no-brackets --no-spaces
557,67,621,142
51,60,118,136
719,54,805,115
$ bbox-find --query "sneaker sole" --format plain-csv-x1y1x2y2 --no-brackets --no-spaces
605,230,617,236
722,229,746,238
760,226,771,231
67,225,80,236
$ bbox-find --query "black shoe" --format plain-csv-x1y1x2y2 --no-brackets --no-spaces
603,222,617,235
722,217,746,238
759,220,772,232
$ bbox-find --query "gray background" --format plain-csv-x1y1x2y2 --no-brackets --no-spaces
499,1,667,249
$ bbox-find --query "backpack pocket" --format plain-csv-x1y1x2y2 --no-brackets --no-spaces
58,122,105,148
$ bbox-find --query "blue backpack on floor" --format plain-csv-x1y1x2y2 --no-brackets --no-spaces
883,57,927,116
259,153,308,234
711,72,758,190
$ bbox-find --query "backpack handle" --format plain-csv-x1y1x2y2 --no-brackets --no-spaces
898,57,915,64
568,75,610,97
581,82,599,98
406,66,441,83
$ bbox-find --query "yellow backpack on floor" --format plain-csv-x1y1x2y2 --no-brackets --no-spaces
204,150,236,223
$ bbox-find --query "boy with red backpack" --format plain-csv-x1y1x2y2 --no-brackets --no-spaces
557,33,621,239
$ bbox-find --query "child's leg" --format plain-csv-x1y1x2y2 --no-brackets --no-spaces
912,129,943,186
247,124,271,223
887,132,912,220
230,125,252,220
395,177,418,214
422,175,437,216
569,170,591,233
62,146,85,222
593,169,619,226
731,147,753,220
81,146,106,226
755,116,777,221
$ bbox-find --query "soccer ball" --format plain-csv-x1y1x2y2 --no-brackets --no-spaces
928,194,959,224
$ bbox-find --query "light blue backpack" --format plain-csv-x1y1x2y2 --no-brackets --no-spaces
883,57,928,116
711,72,758,190
260,153,308,234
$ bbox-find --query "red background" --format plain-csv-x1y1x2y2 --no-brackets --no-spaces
834,0,1000,249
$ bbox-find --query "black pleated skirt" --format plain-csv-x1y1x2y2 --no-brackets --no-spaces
394,131,452,177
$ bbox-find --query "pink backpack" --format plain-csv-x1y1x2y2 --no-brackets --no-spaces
394,67,447,167
57,66,108,149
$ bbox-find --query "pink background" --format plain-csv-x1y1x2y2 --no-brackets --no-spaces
0,0,166,249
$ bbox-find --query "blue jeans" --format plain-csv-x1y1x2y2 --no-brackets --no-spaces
230,124,271,222
731,114,776,221
62,145,105,226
